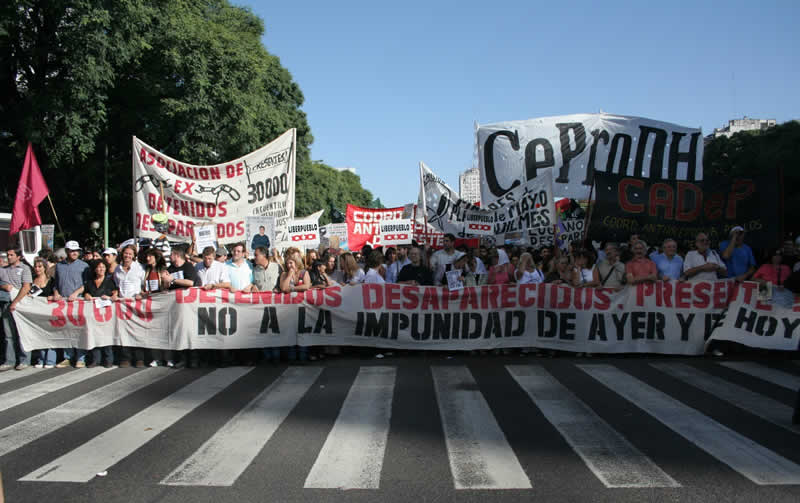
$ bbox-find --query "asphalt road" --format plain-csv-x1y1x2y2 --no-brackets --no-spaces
1,353,800,503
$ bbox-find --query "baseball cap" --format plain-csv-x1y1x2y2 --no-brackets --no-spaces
120,238,136,248
65,240,81,251
216,245,228,257
102,248,117,256
729,226,745,234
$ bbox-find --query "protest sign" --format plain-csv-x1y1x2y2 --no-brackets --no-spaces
14,281,800,354
287,218,320,248
132,129,296,245
346,204,405,251
477,113,704,202
194,224,217,253
245,216,276,254
379,219,413,246
320,223,349,250
589,172,781,249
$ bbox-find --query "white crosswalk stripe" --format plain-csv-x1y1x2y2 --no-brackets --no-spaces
0,368,173,457
0,367,112,413
304,366,396,489
0,367,45,385
2,361,799,491
432,365,531,490
507,365,680,488
651,363,800,434
718,361,800,390
578,364,800,485
20,367,252,482
163,367,322,487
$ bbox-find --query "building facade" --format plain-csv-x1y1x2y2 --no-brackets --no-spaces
459,167,481,203
713,117,776,138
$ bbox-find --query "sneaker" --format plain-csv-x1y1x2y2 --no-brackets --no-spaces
0,364,13,371
104,362,113,368
711,349,724,357
166,360,175,368
55,359,71,368
149,360,159,367
135,360,146,368
75,360,86,368
34,363,44,369
15,363,29,371
119,360,131,368
44,364,54,369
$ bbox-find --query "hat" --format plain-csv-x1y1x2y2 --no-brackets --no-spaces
120,238,136,248
65,240,81,251
729,226,745,235
102,248,117,256
215,245,228,257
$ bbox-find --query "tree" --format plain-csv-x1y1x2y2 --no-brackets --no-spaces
2,0,361,246
295,161,375,225
703,121,800,237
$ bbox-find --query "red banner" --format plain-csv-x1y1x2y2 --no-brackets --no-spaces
346,205,405,251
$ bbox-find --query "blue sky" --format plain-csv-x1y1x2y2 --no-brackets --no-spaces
248,0,799,208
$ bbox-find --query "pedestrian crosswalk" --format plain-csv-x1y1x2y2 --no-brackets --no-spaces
1,359,799,493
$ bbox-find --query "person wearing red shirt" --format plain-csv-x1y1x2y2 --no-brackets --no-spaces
625,240,657,285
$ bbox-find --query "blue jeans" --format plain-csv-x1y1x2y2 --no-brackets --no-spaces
39,349,57,366
2,303,29,366
92,346,113,365
64,348,87,363
263,347,281,361
287,346,308,362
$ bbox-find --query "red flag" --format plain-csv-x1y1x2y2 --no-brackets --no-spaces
10,143,50,234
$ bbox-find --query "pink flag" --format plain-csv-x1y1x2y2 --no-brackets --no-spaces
10,143,50,234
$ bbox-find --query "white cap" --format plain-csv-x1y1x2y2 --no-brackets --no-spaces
102,248,117,256
729,226,745,234
120,239,136,248
65,240,81,251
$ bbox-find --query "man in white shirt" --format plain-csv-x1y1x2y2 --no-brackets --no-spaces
683,232,727,281
225,243,253,292
430,233,466,286
196,246,231,290
113,244,147,368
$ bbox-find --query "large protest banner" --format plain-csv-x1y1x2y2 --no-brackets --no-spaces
13,281,800,354
420,162,556,245
477,113,704,203
132,129,296,245
589,172,781,249
346,204,405,251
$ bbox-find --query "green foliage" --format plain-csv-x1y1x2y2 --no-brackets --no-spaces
295,161,375,225
0,0,373,246
703,121,800,236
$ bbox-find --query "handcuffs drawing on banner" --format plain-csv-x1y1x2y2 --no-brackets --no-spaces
134,174,241,205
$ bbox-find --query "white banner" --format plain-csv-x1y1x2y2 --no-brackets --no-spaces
320,223,349,250
132,129,296,245
13,281,799,354
420,162,556,243
287,218,320,248
379,219,413,246
477,113,703,202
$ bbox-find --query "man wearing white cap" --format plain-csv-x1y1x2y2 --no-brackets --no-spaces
720,226,756,282
52,240,90,368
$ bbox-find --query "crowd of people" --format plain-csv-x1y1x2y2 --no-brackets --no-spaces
2,224,800,371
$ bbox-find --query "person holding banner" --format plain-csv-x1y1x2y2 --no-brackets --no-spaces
625,241,658,285
753,249,793,308
570,250,594,286
340,253,365,285
279,252,311,362
683,233,727,281
398,246,433,286
28,258,56,367
364,251,386,284
516,252,544,285
651,239,683,281
196,246,232,291
431,234,465,286
488,249,514,285
113,244,147,368
2,248,33,370
52,241,90,368
253,246,281,292
142,248,174,368
226,243,254,293
83,260,118,368
590,243,626,290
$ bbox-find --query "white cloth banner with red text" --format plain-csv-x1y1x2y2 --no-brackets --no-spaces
132,129,296,245
12,281,800,353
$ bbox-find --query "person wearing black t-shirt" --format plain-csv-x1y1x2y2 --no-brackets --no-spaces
398,247,434,286
83,260,118,367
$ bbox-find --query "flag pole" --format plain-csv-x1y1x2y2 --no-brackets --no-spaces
46,194,65,238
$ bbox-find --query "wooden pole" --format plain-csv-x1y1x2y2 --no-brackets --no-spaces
46,194,65,239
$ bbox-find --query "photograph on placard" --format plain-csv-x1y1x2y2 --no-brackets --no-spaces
246,216,276,254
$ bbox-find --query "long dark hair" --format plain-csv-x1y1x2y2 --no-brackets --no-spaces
144,248,167,273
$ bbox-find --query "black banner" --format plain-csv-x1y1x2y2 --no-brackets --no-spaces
589,172,781,249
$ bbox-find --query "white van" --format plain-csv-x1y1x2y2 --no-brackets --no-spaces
0,212,43,263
